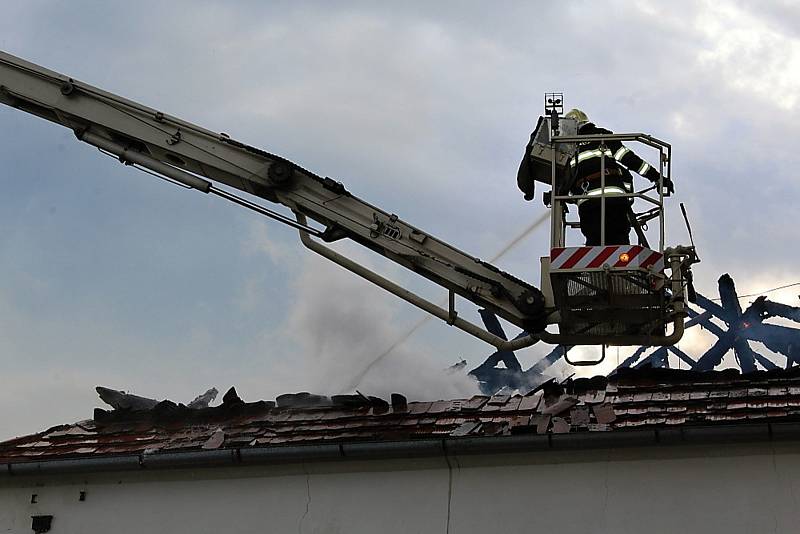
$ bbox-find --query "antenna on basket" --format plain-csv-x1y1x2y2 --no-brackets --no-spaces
679,202,700,303
544,92,563,135
680,203,700,262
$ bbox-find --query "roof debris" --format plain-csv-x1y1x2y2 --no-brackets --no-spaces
188,388,219,409
95,386,159,411
96,386,218,411
6,368,800,464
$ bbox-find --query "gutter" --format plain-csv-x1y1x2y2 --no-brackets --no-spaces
4,422,800,477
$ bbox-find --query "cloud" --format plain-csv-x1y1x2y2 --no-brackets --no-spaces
694,2,800,110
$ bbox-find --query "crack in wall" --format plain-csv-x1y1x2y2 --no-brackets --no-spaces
298,461,311,534
444,451,455,534
770,444,780,534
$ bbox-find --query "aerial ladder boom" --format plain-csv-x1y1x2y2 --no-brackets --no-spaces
0,51,693,353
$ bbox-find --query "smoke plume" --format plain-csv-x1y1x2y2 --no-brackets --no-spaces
284,252,479,401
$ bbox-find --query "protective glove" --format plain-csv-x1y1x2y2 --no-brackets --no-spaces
517,150,536,201
661,177,675,196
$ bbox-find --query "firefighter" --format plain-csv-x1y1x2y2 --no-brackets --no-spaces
563,108,673,245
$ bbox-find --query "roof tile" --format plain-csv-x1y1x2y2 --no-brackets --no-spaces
428,401,456,414
551,418,570,434
461,396,489,411
570,406,590,426
541,396,578,416
593,403,617,424
509,415,532,429
451,421,480,437
532,414,551,434
500,396,524,412
518,393,541,412
579,390,606,404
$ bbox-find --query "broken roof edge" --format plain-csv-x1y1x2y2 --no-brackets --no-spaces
5,421,800,478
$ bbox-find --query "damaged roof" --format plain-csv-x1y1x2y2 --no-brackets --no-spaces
5,367,800,467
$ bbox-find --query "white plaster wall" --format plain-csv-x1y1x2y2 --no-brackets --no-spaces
2,442,800,534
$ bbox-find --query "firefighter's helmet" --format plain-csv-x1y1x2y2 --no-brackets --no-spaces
565,108,589,126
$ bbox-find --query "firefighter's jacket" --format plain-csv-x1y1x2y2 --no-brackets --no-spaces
566,122,660,204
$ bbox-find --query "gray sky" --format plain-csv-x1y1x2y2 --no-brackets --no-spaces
1,0,799,440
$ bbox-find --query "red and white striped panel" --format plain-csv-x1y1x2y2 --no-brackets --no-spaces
550,245,664,271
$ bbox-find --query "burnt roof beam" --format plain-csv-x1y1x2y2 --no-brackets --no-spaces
732,338,757,374
718,274,744,324
693,331,736,371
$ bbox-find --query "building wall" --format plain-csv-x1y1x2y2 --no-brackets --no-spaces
2,441,799,534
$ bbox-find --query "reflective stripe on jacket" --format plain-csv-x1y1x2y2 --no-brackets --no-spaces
567,123,660,200
576,185,628,205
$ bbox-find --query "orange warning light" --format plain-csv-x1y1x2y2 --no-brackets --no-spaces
618,252,630,263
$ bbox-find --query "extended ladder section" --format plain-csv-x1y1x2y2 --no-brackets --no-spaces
0,50,547,351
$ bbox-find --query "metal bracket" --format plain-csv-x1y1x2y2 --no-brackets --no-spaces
564,344,606,366
167,129,181,146
448,289,458,325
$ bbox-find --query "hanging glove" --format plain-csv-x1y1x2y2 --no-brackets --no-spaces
517,132,537,201
517,156,536,201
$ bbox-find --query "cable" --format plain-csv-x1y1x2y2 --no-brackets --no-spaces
709,281,800,302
